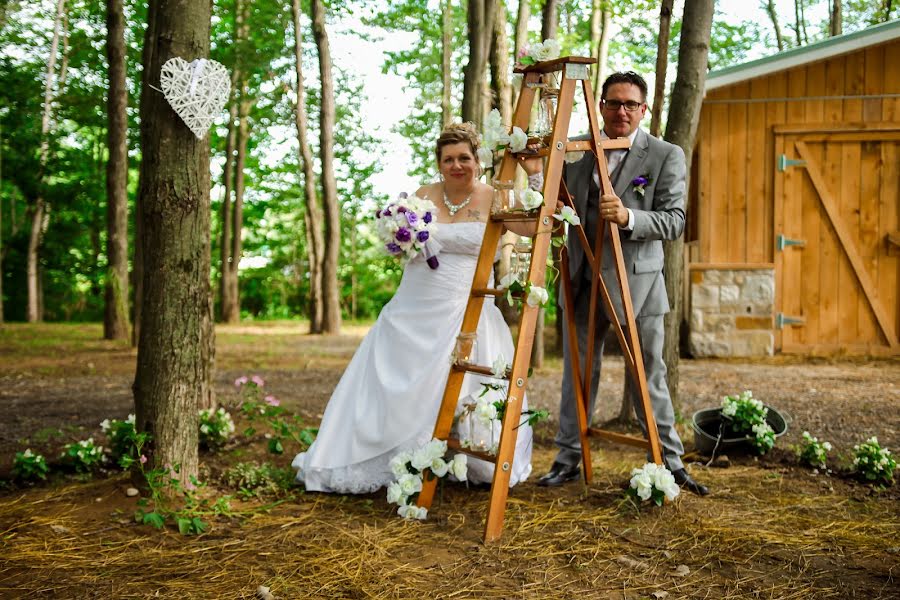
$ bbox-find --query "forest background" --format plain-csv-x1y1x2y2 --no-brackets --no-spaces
0,0,896,330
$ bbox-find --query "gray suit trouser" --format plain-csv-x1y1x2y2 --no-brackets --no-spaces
555,282,685,471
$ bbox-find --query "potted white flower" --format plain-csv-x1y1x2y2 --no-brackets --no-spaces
691,390,788,456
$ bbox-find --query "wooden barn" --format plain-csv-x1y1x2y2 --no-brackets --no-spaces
686,20,900,357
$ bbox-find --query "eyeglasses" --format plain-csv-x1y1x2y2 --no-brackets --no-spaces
602,99,644,112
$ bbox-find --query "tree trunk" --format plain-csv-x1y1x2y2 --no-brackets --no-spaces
541,0,558,40
489,0,512,123
133,0,213,482
764,0,785,51
793,0,803,46
310,0,342,334
514,0,529,57
593,4,611,99
132,167,143,347
27,0,66,323
219,101,237,320
441,0,452,127
104,0,130,340
830,0,842,36
222,92,249,324
462,0,496,128
0,120,3,324
649,0,674,138
661,0,713,409
291,0,324,333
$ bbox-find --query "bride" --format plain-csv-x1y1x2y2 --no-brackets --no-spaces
292,123,535,493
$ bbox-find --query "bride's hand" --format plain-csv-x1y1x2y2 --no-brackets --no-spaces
517,144,543,176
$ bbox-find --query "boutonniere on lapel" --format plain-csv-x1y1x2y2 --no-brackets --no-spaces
631,173,652,197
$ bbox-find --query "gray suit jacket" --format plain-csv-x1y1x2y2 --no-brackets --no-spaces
564,128,686,321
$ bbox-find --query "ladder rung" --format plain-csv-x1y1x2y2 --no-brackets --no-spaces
587,427,651,449
446,437,498,463
472,287,506,297
513,55,595,74
451,362,497,377
490,211,540,223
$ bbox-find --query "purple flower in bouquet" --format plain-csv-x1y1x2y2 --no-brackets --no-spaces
397,206,407,213
386,242,402,254
417,230,429,243
423,212,432,224
395,227,412,243
631,173,652,196
406,211,418,226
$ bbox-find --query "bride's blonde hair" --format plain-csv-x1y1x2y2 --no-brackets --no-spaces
435,122,481,163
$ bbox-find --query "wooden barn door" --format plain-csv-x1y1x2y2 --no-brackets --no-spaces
774,124,900,355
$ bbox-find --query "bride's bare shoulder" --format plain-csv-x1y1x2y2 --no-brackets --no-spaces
415,183,440,201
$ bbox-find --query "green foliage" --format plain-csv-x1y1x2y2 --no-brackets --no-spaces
100,414,140,465
198,407,236,450
852,437,896,487
721,390,775,454
12,449,49,481
223,462,294,500
60,437,104,473
234,376,317,455
794,431,832,470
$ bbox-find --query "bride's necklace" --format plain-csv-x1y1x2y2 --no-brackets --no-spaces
442,186,473,217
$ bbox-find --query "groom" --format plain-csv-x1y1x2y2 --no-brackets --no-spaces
536,71,708,495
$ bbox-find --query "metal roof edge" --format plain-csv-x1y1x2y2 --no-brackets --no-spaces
706,19,900,91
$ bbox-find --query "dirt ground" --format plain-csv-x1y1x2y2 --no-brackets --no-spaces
0,322,898,599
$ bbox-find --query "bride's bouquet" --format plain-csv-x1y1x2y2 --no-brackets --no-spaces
375,193,439,269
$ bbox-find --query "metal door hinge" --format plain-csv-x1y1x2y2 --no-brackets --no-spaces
776,234,806,251
776,313,805,329
777,154,806,171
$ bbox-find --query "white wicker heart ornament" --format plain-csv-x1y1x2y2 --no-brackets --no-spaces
159,57,230,139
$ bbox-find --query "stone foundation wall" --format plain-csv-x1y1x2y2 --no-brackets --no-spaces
689,268,775,357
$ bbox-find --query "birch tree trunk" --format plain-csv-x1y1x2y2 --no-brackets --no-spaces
311,0,342,334
764,0,785,51
133,0,213,482
462,0,496,128
0,120,3,324
441,0,452,127
661,0,713,408
649,0,674,138
292,0,324,333
104,0,130,340
219,100,237,320
27,0,66,323
489,0,512,123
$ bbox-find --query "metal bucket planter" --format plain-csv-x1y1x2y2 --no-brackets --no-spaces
691,405,789,456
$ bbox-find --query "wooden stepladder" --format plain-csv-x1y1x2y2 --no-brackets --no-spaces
416,56,664,543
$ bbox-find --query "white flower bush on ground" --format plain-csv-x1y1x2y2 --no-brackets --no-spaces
198,407,236,449
795,431,833,470
852,436,896,486
386,438,467,520
627,463,680,506
721,390,775,454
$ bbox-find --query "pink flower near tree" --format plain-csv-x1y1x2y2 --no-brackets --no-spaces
264,395,280,407
234,376,248,387
251,375,265,387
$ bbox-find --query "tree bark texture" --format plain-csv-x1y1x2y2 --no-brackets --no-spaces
441,0,453,127
292,0,324,333
133,0,213,482
541,0,558,40
662,0,713,408
27,0,66,323
593,4,610,109
830,0,842,36
765,0,785,51
514,0,529,57
489,0,512,123
462,0,496,128
649,0,674,138
310,0,342,333
104,0,130,340
0,120,3,324
219,101,237,320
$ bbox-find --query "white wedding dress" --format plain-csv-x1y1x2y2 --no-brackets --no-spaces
292,221,533,493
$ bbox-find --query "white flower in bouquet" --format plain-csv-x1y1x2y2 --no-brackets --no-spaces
397,473,423,496
553,206,581,226
521,189,544,211
386,481,406,505
390,451,412,477
477,146,494,168
398,503,428,520
491,356,509,379
526,284,549,307
508,127,528,153
430,456,450,477
474,396,498,424
498,272,517,290
449,453,468,480
375,195,438,263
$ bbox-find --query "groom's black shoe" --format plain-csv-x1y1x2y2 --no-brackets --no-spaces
537,461,581,487
672,468,709,496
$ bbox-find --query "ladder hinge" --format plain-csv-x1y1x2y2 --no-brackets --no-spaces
777,154,806,172
776,234,806,251
776,313,805,329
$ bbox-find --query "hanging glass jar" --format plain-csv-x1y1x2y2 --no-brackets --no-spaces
491,179,518,213
535,88,559,142
453,332,478,365
511,242,532,283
